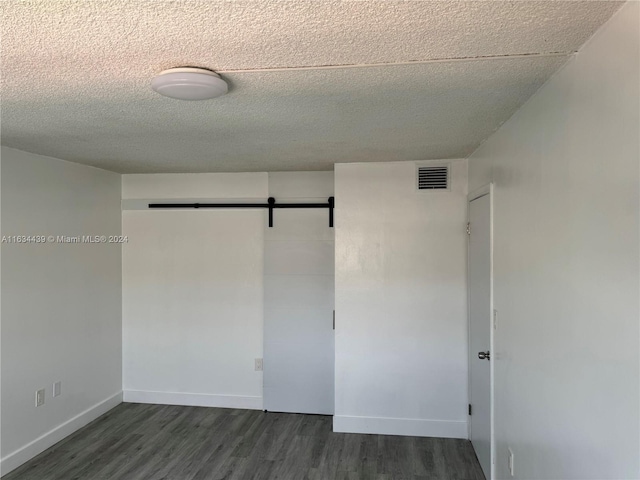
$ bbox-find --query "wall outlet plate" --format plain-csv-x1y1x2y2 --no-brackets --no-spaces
53,381,62,397
255,358,263,371
35,389,45,407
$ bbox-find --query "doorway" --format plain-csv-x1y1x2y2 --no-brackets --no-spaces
468,184,493,479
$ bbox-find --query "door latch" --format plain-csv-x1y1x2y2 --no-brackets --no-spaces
477,351,490,360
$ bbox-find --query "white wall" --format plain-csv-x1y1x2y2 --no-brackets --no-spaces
263,172,335,414
122,174,267,409
121,172,267,200
468,3,639,479
334,159,469,438
0,147,122,476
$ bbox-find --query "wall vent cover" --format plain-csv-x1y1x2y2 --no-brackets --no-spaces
417,165,449,191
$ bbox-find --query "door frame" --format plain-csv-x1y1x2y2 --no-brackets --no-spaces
467,183,494,480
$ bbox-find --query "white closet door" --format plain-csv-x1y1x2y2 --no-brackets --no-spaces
263,209,335,415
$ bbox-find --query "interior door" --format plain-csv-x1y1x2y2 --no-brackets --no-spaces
469,192,492,479
263,209,335,414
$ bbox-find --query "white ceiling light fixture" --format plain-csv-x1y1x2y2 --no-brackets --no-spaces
151,67,228,100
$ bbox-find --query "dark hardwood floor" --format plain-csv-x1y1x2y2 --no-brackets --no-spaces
4,403,485,480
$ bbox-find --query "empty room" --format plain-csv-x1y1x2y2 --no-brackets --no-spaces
1,1,639,479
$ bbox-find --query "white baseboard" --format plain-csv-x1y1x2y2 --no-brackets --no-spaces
123,390,263,410
0,391,123,477
333,415,468,439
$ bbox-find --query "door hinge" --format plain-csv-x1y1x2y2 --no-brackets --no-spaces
333,310,335,330
466,222,471,235
468,404,472,416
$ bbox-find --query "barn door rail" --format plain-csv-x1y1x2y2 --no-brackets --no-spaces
148,197,335,228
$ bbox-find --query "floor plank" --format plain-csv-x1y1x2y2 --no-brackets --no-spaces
3,403,485,480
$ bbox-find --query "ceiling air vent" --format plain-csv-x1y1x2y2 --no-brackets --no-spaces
417,165,449,191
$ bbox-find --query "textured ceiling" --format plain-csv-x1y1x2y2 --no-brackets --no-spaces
0,1,623,173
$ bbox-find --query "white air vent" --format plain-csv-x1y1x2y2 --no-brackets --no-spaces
417,165,449,191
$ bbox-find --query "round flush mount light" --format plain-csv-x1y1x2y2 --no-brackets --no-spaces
151,67,228,100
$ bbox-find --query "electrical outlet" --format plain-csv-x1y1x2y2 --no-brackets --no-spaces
35,389,45,407
53,381,62,397
508,448,515,476
255,358,263,371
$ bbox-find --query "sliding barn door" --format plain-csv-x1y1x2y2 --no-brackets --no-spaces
263,208,335,415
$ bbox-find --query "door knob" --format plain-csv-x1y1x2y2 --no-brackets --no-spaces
477,351,490,360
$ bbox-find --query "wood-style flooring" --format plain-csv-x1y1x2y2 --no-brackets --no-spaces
4,403,485,480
